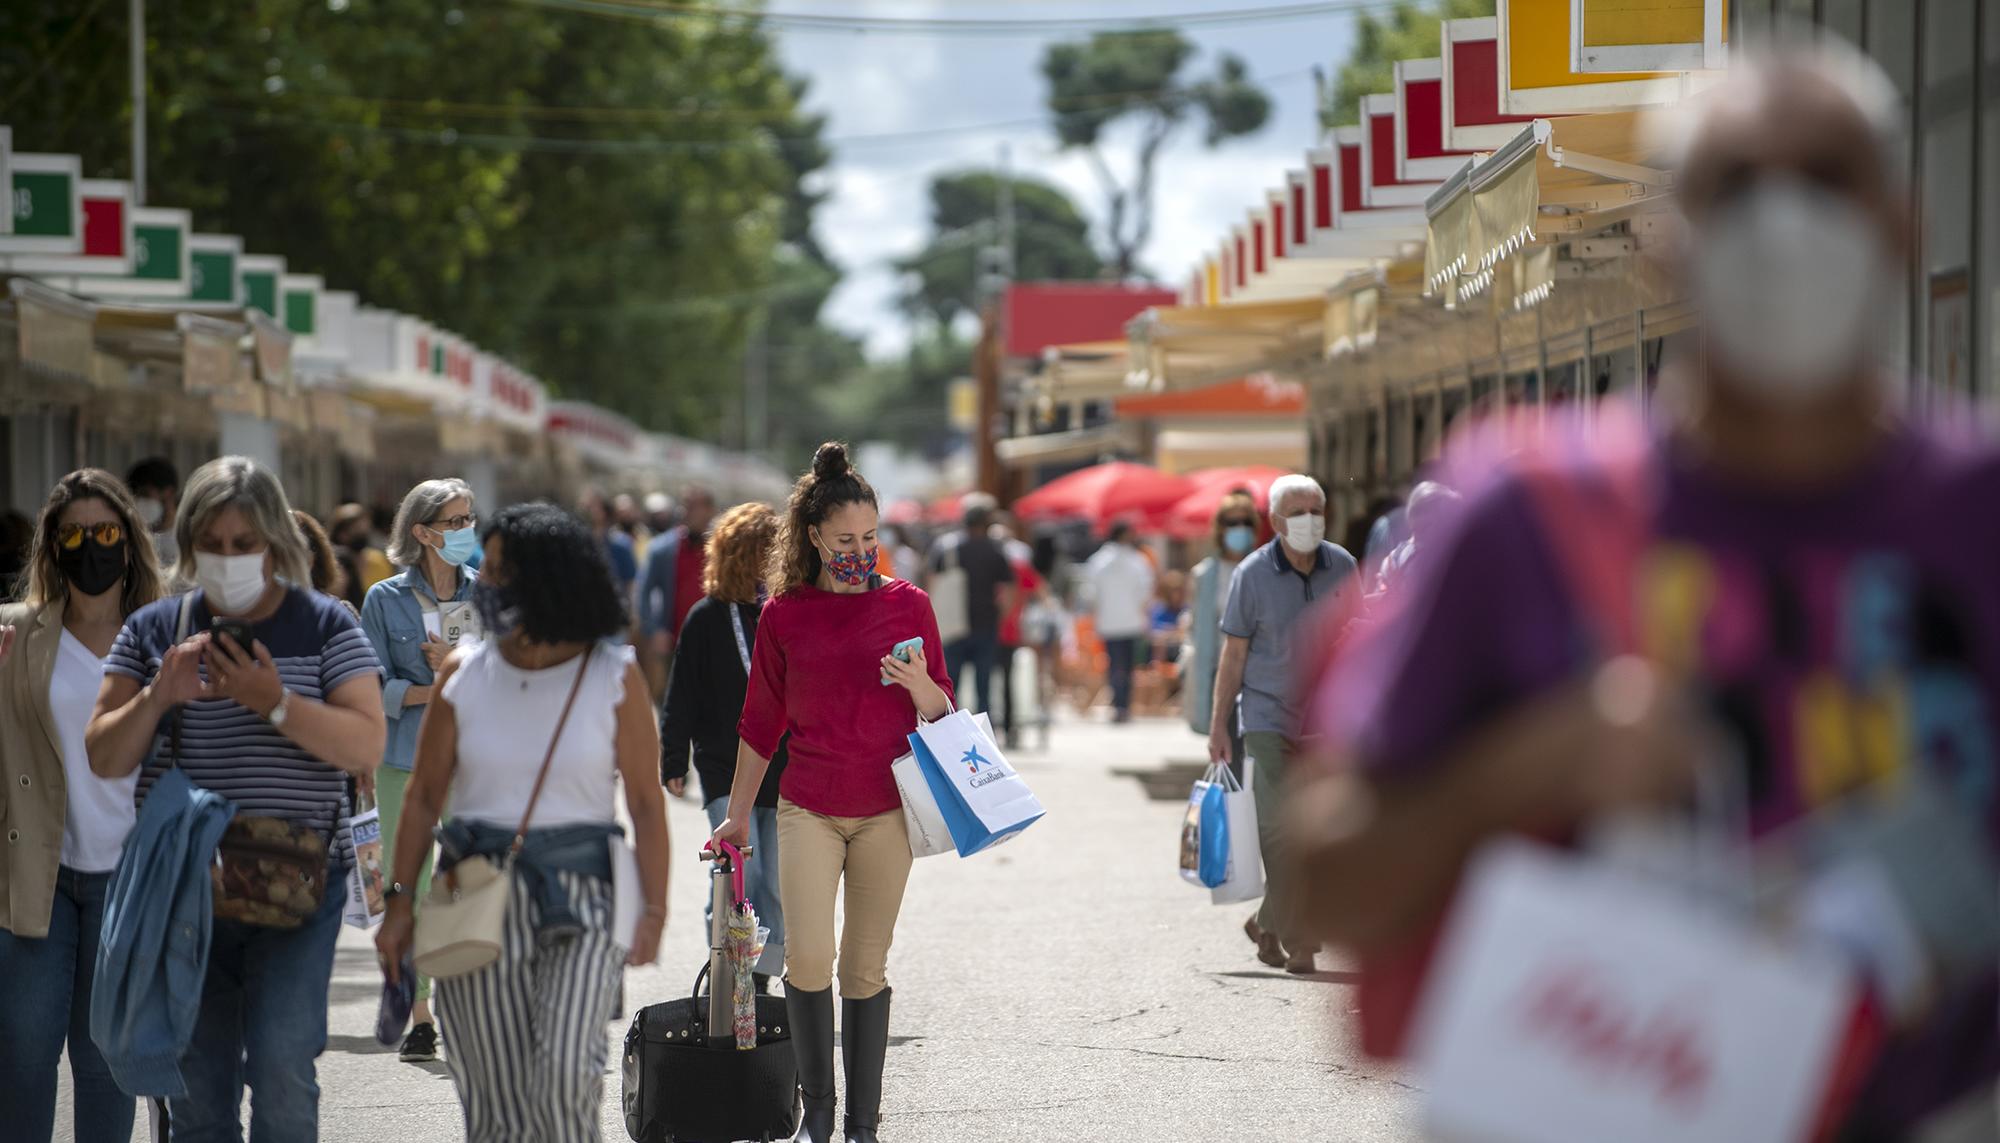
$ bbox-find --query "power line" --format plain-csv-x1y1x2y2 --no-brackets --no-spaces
512,0,1411,36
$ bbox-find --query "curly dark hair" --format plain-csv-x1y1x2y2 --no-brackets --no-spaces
769,442,878,596
480,502,627,644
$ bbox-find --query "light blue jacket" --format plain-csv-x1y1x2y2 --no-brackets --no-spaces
90,767,234,1097
360,564,478,772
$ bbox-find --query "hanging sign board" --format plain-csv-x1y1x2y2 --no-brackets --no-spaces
2,152,84,255
280,274,322,339
68,206,193,298
1573,0,1728,74
1498,0,1684,116
238,254,285,318
4,178,135,275
188,233,244,305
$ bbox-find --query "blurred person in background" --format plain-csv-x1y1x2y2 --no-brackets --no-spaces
579,486,639,614
1293,45,2000,1139
375,503,667,1142
1372,481,1460,596
637,485,716,697
643,491,677,539
293,510,354,615
613,492,651,557
991,511,1045,750
359,477,481,1064
333,502,396,597
1083,520,1154,725
125,457,180,570
927,492,1017,717
1210,473,1357,974
1186,491,1260,770
0,470,166,1143
659,502,787,990
1149,570,1188,667
87,456,385,1137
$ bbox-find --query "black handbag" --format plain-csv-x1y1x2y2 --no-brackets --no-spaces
622,963,800,1143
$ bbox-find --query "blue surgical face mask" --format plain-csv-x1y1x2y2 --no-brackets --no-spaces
438,526,479,567
1223,526,1256,555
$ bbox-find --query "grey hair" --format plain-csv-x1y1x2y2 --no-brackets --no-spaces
173,456,311,586
1268,473,1325,517
387,478,475,567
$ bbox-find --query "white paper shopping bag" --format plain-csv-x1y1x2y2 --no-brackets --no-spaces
909,710,1045,856
896,713,994,859
342,805,385,930
1411,840,1862,1143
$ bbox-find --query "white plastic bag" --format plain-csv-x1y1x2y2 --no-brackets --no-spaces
1208,761,1263,905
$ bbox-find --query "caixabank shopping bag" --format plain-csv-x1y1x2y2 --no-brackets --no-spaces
907,710,1045,857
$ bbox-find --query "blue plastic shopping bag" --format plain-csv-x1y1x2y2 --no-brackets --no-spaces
907,710,1045,857
1178,765,1230,888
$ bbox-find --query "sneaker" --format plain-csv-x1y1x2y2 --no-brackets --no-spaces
399,1021,440,1063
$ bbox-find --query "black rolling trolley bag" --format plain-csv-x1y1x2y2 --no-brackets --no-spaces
622,963,799,1143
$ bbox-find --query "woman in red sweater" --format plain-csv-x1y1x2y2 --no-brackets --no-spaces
714,442,951,1143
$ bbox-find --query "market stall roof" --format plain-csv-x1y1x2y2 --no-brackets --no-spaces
1126,297,1325,394
1443,16,1543,151
1394,56,1480,183
1032,339,1139,403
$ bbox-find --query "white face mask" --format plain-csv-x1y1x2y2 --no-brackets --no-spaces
137,497,166,529
1281,513,1326,554
195,550,269,613
1690,177,1893,403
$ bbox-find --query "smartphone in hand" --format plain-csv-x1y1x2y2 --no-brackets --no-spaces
210,617,257,654
881,636,924,686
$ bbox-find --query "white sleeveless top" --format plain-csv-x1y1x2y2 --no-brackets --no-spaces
442,639,635,829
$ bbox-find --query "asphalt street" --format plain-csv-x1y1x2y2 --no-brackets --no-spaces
71,711,1421,1142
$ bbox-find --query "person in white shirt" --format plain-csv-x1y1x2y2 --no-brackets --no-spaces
1083,520,1156,723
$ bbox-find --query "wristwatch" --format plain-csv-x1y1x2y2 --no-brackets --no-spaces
266,687,291,729
383,881,409,901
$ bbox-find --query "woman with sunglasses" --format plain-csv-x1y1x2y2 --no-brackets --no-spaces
1185,491,1260,766
0,469,166,1142
358,477,480,1063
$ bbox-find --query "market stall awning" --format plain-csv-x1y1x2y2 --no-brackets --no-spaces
1113,373,1305,419
995,421,1142,469
1012,461,1193,528
1126,297,1325,393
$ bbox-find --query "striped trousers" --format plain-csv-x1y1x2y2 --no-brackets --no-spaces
436,870,625,1142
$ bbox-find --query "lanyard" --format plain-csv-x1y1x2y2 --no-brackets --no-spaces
728,603,751,676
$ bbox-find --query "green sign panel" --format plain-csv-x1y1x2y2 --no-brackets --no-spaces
133,223,183,282
11,170,76,238
432,343,445,374
242,270,278,317
190,249,236,302
283,289,316,336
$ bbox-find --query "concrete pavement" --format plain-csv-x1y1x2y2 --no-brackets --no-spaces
75,711,1420,1142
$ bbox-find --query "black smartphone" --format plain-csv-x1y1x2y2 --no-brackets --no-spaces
210,617,257,654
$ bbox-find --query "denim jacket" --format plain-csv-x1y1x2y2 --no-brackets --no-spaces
90,767,234,1097
435,818,617,943
360,564,477,772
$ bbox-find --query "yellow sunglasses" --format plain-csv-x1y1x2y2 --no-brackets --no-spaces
56,522,124,550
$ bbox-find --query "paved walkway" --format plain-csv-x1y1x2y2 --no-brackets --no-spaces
75,711,1420,1142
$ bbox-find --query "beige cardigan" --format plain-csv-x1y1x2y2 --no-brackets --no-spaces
0,599,75,938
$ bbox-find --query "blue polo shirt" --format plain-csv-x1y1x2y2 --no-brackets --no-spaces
1220,538,1358,736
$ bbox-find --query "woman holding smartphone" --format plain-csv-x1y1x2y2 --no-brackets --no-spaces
712,442,952,1143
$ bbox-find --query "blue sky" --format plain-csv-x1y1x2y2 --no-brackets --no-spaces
771,2,1361,357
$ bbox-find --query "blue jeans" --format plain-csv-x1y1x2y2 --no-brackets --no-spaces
703,800,786,976
170,865,344,1142
1103,637,1139,715
0,865,136,1143
945,631,1000,716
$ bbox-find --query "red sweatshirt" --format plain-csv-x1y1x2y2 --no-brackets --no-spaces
738,578,954,818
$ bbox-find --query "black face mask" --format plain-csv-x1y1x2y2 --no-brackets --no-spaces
472,578,518,637
59,539,127,599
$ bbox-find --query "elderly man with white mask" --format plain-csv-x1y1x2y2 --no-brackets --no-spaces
1208,472,1358,974
1292,43,2000,1138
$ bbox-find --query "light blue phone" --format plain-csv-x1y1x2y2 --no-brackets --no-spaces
882,636,924,686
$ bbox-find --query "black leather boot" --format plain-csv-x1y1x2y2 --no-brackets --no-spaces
841,988,892,1143
786,983,837,1143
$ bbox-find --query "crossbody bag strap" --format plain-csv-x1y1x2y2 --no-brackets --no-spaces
169,593,196,769
509,648,594,855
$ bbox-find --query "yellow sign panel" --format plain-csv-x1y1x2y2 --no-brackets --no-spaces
1511,0,1658,88
1575,0,1728,73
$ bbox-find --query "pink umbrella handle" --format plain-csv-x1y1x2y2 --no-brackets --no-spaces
715,839,749,907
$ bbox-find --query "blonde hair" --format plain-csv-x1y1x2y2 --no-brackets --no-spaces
19,468,166,616
174,456,311,586
703,503,777,604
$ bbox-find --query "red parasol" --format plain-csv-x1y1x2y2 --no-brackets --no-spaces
1162,466,1292,540
923,494,966,526
1012,462,1195,531
883,499,924,527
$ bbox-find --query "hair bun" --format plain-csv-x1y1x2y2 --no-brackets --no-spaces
811,441,852,482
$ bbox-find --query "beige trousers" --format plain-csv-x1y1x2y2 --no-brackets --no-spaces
776,799,913,998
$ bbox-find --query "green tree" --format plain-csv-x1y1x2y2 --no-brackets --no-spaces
1322,0,1495,128
0,1,849,442
896,169,1101,332
1041,29,1270,279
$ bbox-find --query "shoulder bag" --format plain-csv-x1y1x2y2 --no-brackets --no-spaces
170,593,334,930
414,648,592,979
